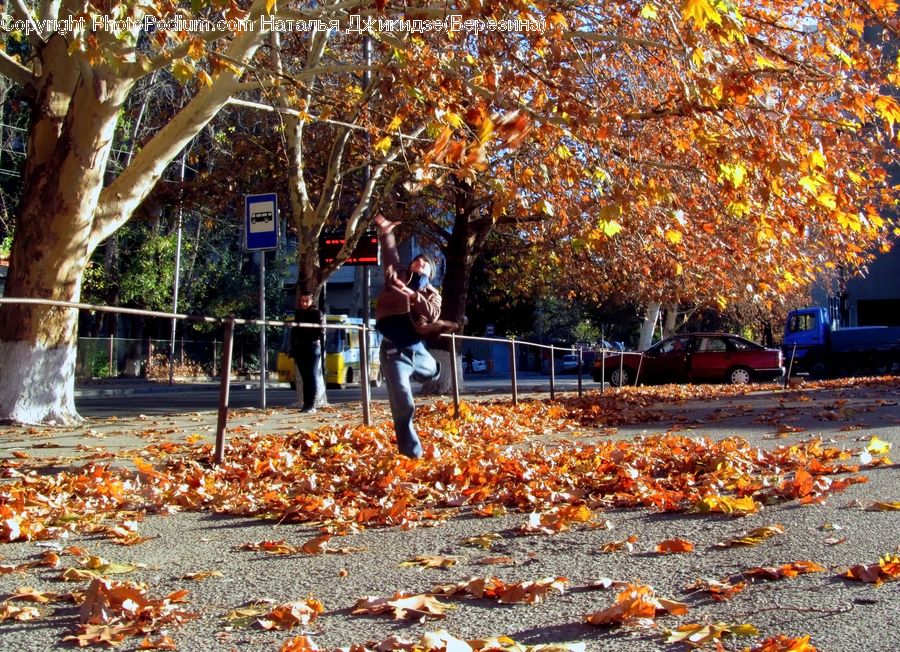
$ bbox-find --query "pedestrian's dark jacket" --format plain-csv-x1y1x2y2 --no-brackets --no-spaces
290,307,325,359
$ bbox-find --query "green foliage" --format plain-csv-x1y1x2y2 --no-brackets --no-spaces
572,319,601,344
119,232,178,310
0,231,12,258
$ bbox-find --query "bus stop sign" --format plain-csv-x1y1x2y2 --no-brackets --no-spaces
245,193,279,251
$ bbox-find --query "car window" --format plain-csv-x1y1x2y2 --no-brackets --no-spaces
698,337,728,352
658,336,690,354
727,336,762,351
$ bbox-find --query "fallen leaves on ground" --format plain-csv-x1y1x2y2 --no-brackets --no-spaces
716,525,785,547
844,552,900,584
352,593,451,621
656,537,694,554
584,583,687,627
400,555,458,568
664,621,759,646
431,576,568,604
744,634,818,651
738,561,826,581
684,577,747,601
61,577,196,646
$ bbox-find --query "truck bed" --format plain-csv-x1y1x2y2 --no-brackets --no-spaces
830,326,900,353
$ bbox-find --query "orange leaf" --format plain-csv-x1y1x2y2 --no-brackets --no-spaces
656,538,694,554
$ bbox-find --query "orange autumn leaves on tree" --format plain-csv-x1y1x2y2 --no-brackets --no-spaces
465,0,899,315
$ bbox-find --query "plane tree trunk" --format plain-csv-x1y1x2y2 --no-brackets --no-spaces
0,4,270,424
421,178,493,395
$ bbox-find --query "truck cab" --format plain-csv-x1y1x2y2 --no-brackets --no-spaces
784,307,900,376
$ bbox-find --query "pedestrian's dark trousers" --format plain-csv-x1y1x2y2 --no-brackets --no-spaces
296,341,322,409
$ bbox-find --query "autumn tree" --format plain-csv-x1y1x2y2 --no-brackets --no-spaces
480,1,899,348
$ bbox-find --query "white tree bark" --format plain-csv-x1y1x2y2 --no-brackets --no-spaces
0,340,80,425
638,301,661,351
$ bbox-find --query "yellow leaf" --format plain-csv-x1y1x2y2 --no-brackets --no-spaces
537,199,555,216
171,60,195,85
387,115,403,131
556,144,573,159
865,502,900,511
719,162,746,188
675,262,683,275
665,229,683,245
374,136,392,155
266,0,277,12
817,192,837,209
866,436,892,455
196,70,212,87
691,47,705,68
445,111,464,128
799,175,821,194
755,54,779,69
875,95,900,127
641,3,659,19
682,0,722,30
599,219,622,237
477,117,494,144
809,150,827,171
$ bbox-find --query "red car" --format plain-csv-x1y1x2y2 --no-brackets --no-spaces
592,333,784,387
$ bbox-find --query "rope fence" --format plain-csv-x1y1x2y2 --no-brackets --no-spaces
0,298,609,462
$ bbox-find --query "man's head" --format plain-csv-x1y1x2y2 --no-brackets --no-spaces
411,254,435,280
298,292,314,309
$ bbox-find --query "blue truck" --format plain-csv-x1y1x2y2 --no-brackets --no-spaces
783,307,900,376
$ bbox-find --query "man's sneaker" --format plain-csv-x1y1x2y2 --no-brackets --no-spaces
300,407,317,414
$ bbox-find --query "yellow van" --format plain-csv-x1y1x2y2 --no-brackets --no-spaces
277,315,383,389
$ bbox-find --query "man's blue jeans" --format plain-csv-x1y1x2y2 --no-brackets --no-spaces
380,341,439,458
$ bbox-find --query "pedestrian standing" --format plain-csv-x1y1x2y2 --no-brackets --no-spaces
373,214,456,458
290,291,325,413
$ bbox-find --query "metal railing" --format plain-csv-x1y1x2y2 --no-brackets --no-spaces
1,297,597,462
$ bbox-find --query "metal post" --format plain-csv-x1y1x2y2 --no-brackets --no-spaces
147,338,153,375
510,339,518,405
549,344,555,400
360,267,371,426
784,344,797,390
211,340,218,377
360,324,371,426
635,353,644,386
450,334,460,417
577,347,583,397
215,317,235,464
259,251,267,408
600,348,605,394
168,152,186,386
108,334,114,378
619,352,624,388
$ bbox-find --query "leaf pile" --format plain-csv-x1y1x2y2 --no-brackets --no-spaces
0,397,873,543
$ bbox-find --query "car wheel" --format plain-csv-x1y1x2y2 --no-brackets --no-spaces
728,367,752,385
610,367,631,387
370,369,383,387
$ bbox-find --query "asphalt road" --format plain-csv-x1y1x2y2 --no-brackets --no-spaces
73,373,590,417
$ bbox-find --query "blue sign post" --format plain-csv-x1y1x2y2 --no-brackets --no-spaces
245,193,279,251
244,193,278,409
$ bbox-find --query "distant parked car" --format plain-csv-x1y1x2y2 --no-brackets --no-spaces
592,333,784,387
460,356,487,373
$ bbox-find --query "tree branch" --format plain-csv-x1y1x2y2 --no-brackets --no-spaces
10,0,46,47
0,50,36,88
564,31,678,53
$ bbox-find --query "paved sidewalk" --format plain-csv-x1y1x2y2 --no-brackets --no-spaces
0,379,898,651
